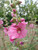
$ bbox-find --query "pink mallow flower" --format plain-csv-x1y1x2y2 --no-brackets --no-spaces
7,26,19,42
6,22,27,42
0,20,3,25
29,24,34,29
11,12,16,17
16,22,27,38
13,9,16,12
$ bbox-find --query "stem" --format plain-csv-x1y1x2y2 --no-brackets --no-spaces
2,28,7,50
28,29,36,50
13,41,15,50
30,29,36,44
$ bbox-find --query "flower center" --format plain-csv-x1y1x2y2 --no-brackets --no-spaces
17,28,21,34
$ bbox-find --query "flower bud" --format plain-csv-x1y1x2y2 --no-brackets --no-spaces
16,1,22,5
10,4,13,7
19,1,22,4
10,19,13,22
11,12,16,17
13,9,16,13
10,3,16,8
20,41,24,45
20,18,25,22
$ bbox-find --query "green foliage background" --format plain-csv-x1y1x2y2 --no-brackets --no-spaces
0,0,38,26
19,0,38,21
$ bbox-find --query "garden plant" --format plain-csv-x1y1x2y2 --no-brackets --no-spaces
0,0,38,50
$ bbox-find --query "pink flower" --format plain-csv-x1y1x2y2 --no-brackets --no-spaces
7,26,19,42
20,18,25,22
11,12,16,17
29,24,34,28
4,22,27,42
13,9,16,12
0,20,3,25
4,27,8,36
7,22,27,42
17,22,27,38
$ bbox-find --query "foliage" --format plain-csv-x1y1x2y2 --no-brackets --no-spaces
0,0,12,26
19,0,38,21
0,0,38,26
